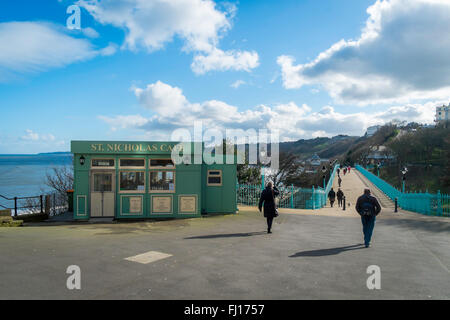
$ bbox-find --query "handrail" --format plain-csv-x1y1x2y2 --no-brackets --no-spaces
355,164,448,217
0,194,42,201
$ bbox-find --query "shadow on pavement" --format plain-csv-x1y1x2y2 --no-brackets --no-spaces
289,244,365,257
185,231,266,239
379,218,450,233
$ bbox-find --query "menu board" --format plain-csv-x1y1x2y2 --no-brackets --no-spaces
129,197,142,213
179,196,196,213
152,196,172,213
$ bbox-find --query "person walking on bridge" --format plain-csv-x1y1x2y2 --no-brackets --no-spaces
338,176,342,188
258,182,279,234
356,189,381,248
337,188,344,207
328,188,336,207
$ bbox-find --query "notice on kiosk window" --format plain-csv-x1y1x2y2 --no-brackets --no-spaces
129,197,142,213
152,197,172,213
180,196,196,213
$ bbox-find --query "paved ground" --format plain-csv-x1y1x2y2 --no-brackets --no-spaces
0,170,449,300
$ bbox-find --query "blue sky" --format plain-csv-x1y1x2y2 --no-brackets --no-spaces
0,0,449,153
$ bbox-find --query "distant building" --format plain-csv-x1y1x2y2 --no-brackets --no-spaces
435,104,449,124
309,154,322,166
366,125,381,136
304,154,329,173
367,145,395,164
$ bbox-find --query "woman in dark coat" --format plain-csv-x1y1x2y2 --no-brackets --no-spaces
258,182,279,234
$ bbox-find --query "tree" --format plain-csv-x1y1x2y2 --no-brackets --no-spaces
45,164,74,196
237,163,261,184
265,152,300,187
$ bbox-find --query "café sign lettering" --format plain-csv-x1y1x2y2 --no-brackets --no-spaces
90,143,179,153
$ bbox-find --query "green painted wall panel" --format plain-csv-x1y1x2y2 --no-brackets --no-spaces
71,141,236,220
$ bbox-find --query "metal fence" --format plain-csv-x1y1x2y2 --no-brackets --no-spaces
355,164,449,217
237,164,340,210
0,191,68,217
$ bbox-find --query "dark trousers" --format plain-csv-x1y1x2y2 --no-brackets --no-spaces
338,198,343,207
361,215,376,246
266,217,273,231
329,199,335,207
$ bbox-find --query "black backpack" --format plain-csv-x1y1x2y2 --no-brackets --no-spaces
361,198,374,216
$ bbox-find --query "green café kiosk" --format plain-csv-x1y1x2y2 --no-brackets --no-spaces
71,141,237,220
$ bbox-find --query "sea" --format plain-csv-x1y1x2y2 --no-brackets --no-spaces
0,153,72,210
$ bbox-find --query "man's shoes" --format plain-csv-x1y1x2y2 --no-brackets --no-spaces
268,230,272,234
365,244,370,248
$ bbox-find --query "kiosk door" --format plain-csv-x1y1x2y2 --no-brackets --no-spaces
90,171,115,217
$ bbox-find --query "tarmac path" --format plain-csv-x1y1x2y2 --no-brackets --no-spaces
0,169,449,299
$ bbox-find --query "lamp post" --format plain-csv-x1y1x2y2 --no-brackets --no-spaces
401,167,408,193
377,162,381,177
322,165,327,189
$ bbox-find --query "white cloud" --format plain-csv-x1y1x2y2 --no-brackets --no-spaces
230,80,246,89
192,48,259,74
0,21,114,80
277,0,450,105
82,27,100,38
21,129,56,142
99,81,442,141
77,0,259,74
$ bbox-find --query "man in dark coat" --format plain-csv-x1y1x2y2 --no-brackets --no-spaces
328,188,336,207
356,189,382,248
258,182,279,234
336,188,344,207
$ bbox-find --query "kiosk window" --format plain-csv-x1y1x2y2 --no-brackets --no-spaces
150,171,175,192
120,172,145,192
93,173,112,192
207,170,222,186
92,159,115,168
120,159,145,168
150,159,175,168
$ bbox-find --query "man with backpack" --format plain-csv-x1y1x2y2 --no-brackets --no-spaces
356,189,381,248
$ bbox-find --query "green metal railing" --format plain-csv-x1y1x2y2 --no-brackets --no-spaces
355,165,449,217
237,164,340,210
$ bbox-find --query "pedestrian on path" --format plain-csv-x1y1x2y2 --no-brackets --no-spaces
343,168,347,176
258,182,280,234
328,188,336,207
348,166,351,173
356,189,381,248
337,188,344,207
338,176,342,188
337,168,340,176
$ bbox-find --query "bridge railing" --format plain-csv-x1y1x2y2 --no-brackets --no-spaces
355,165,449,217
237,163,340,210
